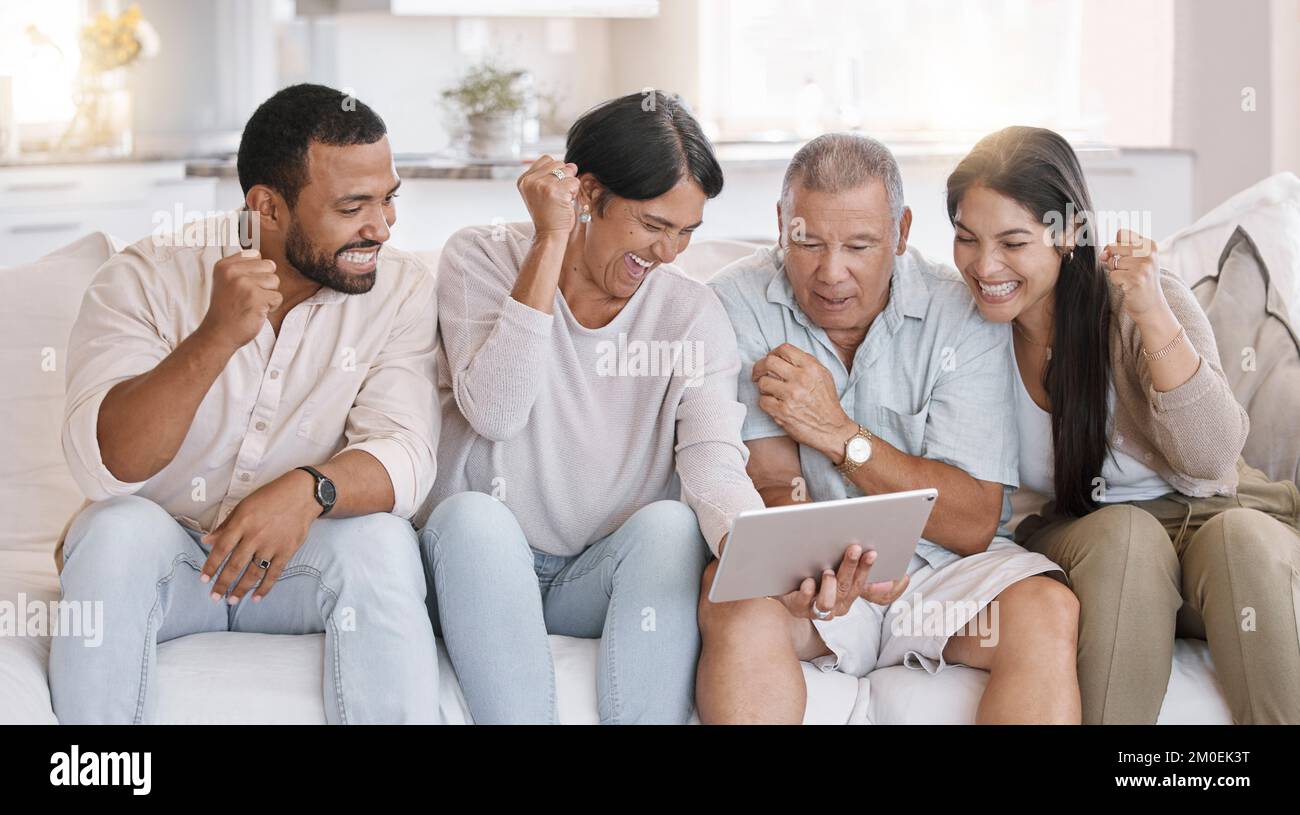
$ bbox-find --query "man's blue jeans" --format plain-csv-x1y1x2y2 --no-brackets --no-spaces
49,494,440,724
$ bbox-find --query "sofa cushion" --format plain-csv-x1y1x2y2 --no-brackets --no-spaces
1193,226,1300,484
1162,171,1300,327
0,550,60,723
674,239,767,283
0,232,124,553
0,547,1234,725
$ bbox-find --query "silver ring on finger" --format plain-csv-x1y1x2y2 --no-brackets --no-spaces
1110,253,1120,271
812,603,832,621
551,167,566,182
255,556,271,570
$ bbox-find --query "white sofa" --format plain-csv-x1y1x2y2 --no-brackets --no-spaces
11,169,1299,724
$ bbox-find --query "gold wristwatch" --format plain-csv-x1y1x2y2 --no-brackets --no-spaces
836,425,874,476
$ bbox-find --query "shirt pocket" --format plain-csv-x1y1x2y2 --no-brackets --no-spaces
297,365,373,447
875,404,928,458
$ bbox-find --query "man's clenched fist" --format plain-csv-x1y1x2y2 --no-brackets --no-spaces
198,249,282,351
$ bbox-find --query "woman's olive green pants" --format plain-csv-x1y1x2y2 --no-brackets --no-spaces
1017,462,1300,724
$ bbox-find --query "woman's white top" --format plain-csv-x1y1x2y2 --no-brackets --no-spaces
1011,344,1172,504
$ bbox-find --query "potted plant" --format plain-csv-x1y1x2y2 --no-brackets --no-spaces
442,61,525,160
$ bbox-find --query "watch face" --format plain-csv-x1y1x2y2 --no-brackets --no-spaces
847,436,872,464
318,480,337,505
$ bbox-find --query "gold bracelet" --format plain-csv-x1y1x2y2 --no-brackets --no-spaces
1141,325,1187,362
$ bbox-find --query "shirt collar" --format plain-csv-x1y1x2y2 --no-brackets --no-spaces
891,248,931,320
302,286,350,306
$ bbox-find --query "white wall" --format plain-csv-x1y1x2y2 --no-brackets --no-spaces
1080,0,1175,148
125,9,627,157
609,0,702,106
1173,0,1276,215
1272,0,1300,175
324,13,618,154
127,0,277,155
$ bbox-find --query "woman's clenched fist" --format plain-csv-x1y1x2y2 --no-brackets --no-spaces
517,155,581,239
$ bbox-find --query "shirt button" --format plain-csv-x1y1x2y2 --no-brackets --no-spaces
269,370,279,380
255,421,267,432
238,472,251,482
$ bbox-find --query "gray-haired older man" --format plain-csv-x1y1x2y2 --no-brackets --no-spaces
697,133,1081,724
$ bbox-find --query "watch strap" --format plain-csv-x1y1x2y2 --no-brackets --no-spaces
836,425,874,476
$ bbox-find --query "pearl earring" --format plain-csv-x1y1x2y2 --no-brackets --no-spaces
579,205,591,224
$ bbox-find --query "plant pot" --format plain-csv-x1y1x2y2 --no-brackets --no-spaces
466,111,520,160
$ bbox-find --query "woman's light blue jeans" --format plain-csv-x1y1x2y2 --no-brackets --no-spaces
419,492,709,724
48,494,441,724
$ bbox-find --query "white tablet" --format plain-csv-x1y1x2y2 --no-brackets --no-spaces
707,488,938,604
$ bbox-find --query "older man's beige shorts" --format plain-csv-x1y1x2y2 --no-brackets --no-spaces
810,538,1062,678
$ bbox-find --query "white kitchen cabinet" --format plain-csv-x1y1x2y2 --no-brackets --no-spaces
0,162,217,267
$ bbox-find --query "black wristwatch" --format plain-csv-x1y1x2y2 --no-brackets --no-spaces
297,465,337,517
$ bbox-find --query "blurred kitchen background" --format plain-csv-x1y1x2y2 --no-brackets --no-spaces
0,0,1297,266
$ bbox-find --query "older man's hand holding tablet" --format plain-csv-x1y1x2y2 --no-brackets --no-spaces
707,488,937,619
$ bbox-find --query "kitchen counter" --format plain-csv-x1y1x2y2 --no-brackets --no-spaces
186,154,532,181
1,151,233,169
182,141,1189,181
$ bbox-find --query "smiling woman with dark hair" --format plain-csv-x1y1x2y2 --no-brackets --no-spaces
416,91,764,724
947,125,1300,725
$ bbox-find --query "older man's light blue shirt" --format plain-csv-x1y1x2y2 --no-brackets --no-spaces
709,246,1019,569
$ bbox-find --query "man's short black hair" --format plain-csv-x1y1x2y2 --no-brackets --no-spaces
237,83,387,208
